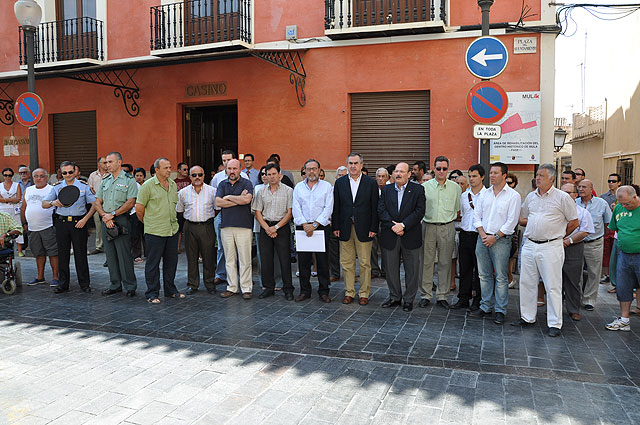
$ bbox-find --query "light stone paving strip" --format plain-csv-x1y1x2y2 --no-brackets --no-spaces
1,320,639,424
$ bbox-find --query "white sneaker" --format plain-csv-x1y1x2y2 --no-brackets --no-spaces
508,280,517,289
605,317,631,331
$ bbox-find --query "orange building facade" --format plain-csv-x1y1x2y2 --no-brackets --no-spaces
0,0,558,178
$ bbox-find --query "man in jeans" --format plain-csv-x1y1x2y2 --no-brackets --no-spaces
253,163,294,300
217,159,254,299
470,162,521,325
136,158,183,304
605,186,640,331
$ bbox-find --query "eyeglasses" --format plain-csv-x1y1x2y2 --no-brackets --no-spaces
575,173,584,176
61,171,74,175
19,171,28,174
190,173,204,177
33,175,46,178
608,180,619,183
435,167,448,172
2,174,12,177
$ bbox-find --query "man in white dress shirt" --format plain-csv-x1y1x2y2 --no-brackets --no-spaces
512,164,579,337
469,163,521,325
292,159,334,303
451,164,486,311
177,166,217,295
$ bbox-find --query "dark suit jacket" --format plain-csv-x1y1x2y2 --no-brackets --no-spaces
332,174,379,242
378,181,426,250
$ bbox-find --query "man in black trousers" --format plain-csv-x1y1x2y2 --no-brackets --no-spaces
379,163,426,311
332,153,379,305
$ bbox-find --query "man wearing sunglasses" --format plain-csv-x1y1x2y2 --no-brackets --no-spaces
177,166,217,295
600,173,622,284
419,155,461,309
43,161,97,294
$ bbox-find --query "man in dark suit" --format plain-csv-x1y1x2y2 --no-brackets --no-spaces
379,162,426,311
332,153,379,305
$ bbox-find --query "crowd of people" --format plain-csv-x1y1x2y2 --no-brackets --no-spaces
1,152,638,337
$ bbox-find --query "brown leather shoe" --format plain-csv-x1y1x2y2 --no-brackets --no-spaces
570,312,582,321
359,297,369,306
343,296,354,304
330,276,339,282
320,294,331,303
242,292,252,300
214,278,227,286
295,294,311,302
220,290,237,298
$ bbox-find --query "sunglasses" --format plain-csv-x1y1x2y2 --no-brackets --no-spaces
61,171,74,175
190,173,204,177
506,181,514,185
575,172,584,176
608,180,619,183
3,174,12,177
261,172,266,176
19,171,28,174
435,167,448,172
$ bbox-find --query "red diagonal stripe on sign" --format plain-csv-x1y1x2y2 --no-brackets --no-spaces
19,100,36,121
472,91,501,114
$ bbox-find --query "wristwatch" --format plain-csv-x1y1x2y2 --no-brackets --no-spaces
494,234,501,240
111,211,116,217
312,222,318,229
274,224,279,230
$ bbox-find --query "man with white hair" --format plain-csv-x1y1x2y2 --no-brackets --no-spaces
371,167,389,279
512,164,578,337
577,178,611,311
605,186,640,331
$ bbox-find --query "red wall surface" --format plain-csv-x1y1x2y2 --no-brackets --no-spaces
1,33,540,174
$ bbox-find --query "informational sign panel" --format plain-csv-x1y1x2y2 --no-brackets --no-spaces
490,91,541,164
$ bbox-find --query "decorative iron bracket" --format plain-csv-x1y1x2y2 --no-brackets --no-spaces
64,69,140,117
251,50,307,107
0,84,15,126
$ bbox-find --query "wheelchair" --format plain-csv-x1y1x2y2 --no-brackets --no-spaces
0,233,22,295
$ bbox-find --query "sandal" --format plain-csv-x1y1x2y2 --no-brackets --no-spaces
168,293,186,299
147,298,161,304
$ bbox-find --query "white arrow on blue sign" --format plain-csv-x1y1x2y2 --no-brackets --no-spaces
465,36,509,80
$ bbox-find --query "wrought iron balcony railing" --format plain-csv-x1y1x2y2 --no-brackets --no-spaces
150,0,252,52
325,0,447,38
19,17,104,65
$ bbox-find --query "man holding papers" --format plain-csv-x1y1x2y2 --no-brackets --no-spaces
292,159,334,303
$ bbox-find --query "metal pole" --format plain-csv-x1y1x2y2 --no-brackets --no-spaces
477,0,493,186
25,27,39,171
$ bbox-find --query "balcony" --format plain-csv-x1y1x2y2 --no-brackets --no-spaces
150,0,252,56
571,104,605,142
19,17,105,68
324,0,447,40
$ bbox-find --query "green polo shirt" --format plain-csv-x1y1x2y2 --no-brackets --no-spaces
422,178,461,223
609,203,640,254
97,171,138,213
136,176,179,237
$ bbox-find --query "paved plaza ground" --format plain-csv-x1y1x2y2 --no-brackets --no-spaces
2,235,640,424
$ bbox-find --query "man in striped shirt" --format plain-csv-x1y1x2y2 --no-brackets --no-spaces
177,166,217,295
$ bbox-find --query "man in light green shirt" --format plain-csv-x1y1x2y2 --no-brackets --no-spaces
419,155,461,309
136,158,183,304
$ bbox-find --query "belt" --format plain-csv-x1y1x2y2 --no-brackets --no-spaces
528,237,560,244
460,229,478,234
266,220,284,226
186,219,214,225
429,220,454,226
585,235,604,243
54,214,83,222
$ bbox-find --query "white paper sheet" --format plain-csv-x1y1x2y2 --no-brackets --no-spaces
295,230,325,252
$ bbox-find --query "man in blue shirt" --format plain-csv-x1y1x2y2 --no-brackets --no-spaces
242,153,260,187
577,179,612,310
43,161,96,293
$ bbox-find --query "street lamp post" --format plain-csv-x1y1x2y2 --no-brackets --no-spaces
477,0,494,186
14,0,42,172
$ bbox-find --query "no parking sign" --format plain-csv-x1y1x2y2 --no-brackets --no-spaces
15,92,44,127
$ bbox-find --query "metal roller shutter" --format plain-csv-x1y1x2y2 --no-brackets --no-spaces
53,111,97,177
351,91,430,172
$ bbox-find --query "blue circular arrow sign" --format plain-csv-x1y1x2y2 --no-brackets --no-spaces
465,36,509,80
